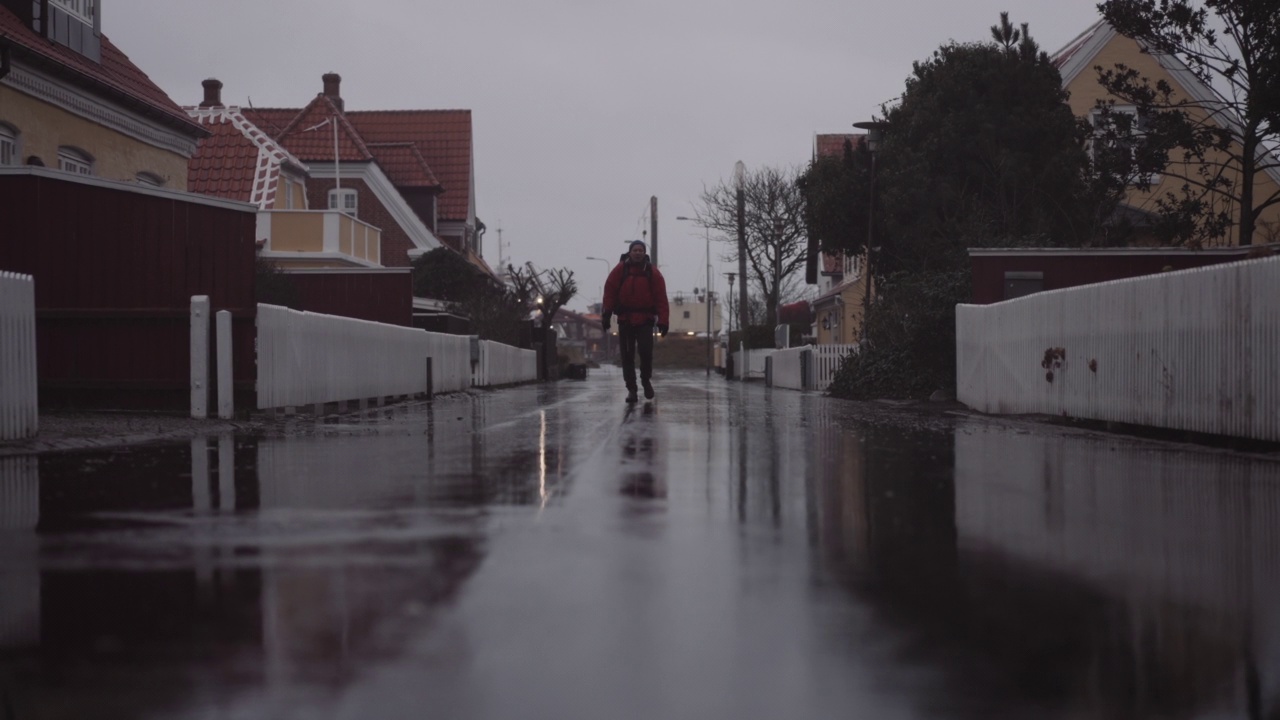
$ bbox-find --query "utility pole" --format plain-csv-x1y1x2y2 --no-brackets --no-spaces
650,196,658,267
734,162,748,334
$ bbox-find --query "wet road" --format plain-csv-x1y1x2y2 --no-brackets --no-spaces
3,368,1280,719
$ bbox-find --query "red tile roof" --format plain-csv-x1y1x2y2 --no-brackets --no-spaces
815,133,861,159
348,110,473,220
227,99,475,221
276,95,374,163
185,106,307,208
366,142,440,188
0,6,204,138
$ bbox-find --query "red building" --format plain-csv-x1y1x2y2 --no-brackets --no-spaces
969,245,1277,304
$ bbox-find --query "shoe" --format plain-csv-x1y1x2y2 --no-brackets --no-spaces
642,380,654,400
625,388,638,403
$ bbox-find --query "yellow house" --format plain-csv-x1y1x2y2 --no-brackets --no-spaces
808,133,873,346
1052,19,1280,246
0,1,205,186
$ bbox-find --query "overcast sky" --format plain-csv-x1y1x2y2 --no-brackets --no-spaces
106,0,1103,312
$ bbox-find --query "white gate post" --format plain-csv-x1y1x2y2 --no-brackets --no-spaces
190,296,210,419
216,309,233,419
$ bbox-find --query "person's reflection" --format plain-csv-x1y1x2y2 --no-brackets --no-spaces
619,403,664,499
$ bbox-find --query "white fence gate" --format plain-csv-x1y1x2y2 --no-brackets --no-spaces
956,255,1280,441
0,272,38,440
809,344,857,392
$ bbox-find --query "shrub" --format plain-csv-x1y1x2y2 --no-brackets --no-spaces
827,269,968,400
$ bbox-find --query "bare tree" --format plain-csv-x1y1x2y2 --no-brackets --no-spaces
507,262,578,331
690,165,809,328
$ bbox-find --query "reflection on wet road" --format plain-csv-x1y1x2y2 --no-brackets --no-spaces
2,368,1279,719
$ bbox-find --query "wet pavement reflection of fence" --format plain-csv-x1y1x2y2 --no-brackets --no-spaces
1,373,1279,719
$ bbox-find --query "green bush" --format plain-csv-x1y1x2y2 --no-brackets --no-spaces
827,269,968,400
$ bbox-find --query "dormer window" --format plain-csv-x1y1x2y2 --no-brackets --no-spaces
51,0,96,23
57,147,94,176
328,188,357,217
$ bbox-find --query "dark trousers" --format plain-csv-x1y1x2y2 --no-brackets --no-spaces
618,322,654,390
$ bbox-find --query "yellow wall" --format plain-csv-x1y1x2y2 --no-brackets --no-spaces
815,275,868,346
1066,33,1280,245
268,212,326,252
272,174,309,210
0,86,190,186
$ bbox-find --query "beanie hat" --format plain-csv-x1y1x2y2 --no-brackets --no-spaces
628,240,647,252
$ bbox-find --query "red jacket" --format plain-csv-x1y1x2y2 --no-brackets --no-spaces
603,255,670,326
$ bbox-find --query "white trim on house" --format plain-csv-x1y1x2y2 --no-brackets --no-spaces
1053,21,1116,87
307,161,442,255
258,251,383,269
1,64,201,157
0,165,254,211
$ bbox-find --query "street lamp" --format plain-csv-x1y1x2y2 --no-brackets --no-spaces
724,272,736,334
851,120,889,343
676,216,713,375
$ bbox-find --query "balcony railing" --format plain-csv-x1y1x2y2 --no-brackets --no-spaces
257,210,382,266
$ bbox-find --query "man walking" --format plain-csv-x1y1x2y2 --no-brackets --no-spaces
602,240,670,403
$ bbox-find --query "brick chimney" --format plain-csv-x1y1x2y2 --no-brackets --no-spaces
200,78,223,108
322,72,343,112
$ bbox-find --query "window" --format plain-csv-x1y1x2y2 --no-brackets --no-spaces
50,0,96,23
683,310,691,319
1003,271,1043,300
283,178,295,209
0,124,17,166
1090,105,1160,185
136,172,165,187
328,188,357,217
58,147,94,176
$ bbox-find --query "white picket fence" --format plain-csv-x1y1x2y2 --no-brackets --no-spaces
255,304,538,410
764,344,859,392
810,344,858,391
0,272,38,440
475,340,537,387
957,255,1280,442
256,304,473,409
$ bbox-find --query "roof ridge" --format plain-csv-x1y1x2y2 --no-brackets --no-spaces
346,108,472,115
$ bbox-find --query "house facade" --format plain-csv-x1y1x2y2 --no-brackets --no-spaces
185,73,494,278
0,0,206,183
667,289,722,337
808,133,872,345
1052,19,1280,246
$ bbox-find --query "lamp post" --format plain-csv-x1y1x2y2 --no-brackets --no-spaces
851,120,888,343
586,256,613,361
734,161,749,336
724,272,736,334
676,216,713,376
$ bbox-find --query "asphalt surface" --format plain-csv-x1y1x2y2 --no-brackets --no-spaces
2,368,1279,719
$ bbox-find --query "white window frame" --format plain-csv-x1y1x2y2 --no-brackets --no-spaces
1090,104,1161,186
283,177,295,209
328,187,358,217
58,147,94,176
50,0,96,23
0,124,18,166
